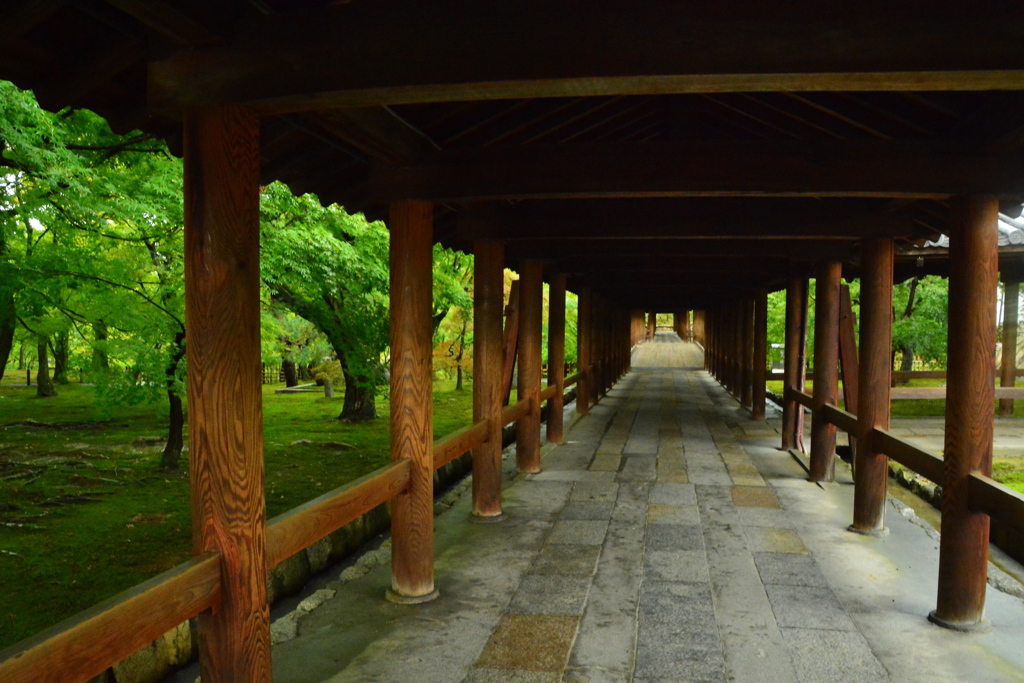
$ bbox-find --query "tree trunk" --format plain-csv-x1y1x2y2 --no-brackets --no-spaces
455,318,467,391
339,367,377,421
900,343,915,373
282,357,298,387
51,330,70,384
0,290,14,383
36,337,56,397
160,331,187,470
19,342,25,370
92,321,109,374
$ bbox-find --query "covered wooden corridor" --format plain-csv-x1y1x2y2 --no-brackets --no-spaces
4,2,1024,681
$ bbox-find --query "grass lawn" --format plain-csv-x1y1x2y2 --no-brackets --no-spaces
0,376,473,649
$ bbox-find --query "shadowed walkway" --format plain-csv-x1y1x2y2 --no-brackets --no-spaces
267,337,1024,683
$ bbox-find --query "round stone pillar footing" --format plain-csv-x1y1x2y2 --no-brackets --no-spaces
469,512,507,524
385,588,440,605
928,610,992,633
847,524,890,538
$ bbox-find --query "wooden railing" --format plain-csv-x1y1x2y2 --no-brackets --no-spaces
788,389,1024,532
266,459,413,568
0,379,583,682
784,383,1024,402
0,553,222,682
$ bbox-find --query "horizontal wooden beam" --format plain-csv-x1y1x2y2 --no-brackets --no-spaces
509,239,859,264
149,2,1024,112
459,198,919,241
372,143,1024,202
265,459,411,569
433,419,489,470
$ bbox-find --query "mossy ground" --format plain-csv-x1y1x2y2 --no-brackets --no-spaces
0,376,473,649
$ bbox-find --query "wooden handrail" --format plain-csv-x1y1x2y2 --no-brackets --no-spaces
784,387,814,409
0,553,222,683
266,459,412,569
433,419,489,470
870,429,945,485
968,472,1024,528
564,372,580,387
820,404,858,435
502,398,533,427
540,384,558,401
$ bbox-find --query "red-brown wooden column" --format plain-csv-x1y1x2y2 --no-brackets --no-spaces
578,288,592,415
682,310,691,341
547,273,567,444
782,279,808,451
517,261,543,472
472,241,505,520
648,310,656,341
741,297,754,408
752,290,768,421
810,262,842,482
999,279,1019,418
931,196,999,631
184,106,270,682
388,200,438,603
851,239,893,535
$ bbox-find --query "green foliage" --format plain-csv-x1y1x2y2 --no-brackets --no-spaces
892,276,948,367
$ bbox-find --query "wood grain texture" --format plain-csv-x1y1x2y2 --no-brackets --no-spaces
752,291,768,421
516,261,543,473
968,472,1024,529
999,280,1018,417
389,200,436,598
502,398,534,427
182,105,270,682
781,279,808,451
472,241,505,517
0,554,221,683
936,196,998,625
564,372,580,387
873,429,945,485
852,238,893,534
810,262,841,482
577,288,592,415
547,273,566,444
820,404,859,437
501,280,520,406
740,297,754,408
434,421,489,471
265,460,412,568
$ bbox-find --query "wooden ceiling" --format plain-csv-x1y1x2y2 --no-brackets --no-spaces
6,0,1024,308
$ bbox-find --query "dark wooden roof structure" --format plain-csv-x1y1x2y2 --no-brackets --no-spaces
7,1,1024,310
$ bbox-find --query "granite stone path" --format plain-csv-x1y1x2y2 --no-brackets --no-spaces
267,335,1024,683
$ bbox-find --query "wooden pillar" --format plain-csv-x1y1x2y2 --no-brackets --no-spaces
851,239,893,535
752,290,768,421
578,288,592,415
682,310,691,341
931,197,998,631
547,273,567,444
809,262,842,482
741,297,754,408
472,241,505,519
999,279,1019,418
517,261,543,472
183,106,270,682
782,279,808,451
388,200,438,603
648,310,656,341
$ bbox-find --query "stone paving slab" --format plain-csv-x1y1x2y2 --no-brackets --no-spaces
261,339,1024,683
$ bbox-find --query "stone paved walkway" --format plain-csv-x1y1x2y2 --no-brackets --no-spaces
267,336,1024,683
